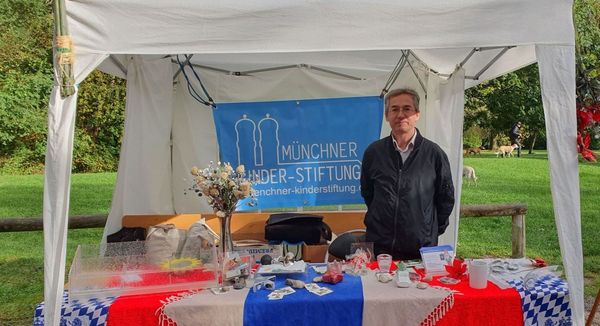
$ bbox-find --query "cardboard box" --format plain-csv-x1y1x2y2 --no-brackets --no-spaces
302,243,328,263
233,242,283,263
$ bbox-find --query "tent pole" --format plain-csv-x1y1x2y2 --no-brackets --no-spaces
172,61,364,80
52,0,75,98
380,52,408,97
308,66,363,81
472,46,514,80
403,50,427,95
459,48,478,68
170,60,234,75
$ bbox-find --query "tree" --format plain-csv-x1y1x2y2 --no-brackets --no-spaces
0,0,53,173
466,1,600,155
465,65,544,153
0,0,126,173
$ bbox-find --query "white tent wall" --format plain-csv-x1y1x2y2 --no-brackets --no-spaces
43,87,78,326
424,69,466,247
171,74,217,214
102,56,176,240
536,44,582,325
43,53,108,326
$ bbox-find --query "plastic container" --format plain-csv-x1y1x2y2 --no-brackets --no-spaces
68,241,218,301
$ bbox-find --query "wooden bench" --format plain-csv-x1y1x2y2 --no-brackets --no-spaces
460,203,527,258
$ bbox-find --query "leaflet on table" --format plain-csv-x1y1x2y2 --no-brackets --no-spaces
256,260,307,274
419,245,454,276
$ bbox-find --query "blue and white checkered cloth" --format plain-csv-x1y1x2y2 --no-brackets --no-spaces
33,291,115,326
508,275,572,326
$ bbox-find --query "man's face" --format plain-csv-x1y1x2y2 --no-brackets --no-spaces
385,93,420,136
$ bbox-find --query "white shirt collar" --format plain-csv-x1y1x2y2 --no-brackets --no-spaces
392,129,417,153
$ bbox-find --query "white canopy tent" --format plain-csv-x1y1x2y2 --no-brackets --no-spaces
44,1,581,325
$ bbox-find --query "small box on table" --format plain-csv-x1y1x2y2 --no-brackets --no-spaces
233,241,283,263
302,243,328,263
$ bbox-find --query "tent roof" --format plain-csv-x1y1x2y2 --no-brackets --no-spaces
70,0,574,87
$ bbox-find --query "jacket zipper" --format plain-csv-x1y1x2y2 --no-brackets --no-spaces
391,152,402,255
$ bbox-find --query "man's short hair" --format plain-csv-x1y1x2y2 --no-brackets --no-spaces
384,88,420,113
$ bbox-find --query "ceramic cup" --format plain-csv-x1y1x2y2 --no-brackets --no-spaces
377,254,392,273
469,260,489,289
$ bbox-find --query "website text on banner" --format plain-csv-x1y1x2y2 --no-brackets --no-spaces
213,96,383,210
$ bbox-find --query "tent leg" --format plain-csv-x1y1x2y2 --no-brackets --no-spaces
586,288,600,326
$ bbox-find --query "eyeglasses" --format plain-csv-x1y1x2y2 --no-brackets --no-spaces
388,107,417,116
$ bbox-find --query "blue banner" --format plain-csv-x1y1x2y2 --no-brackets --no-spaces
213,96,382,210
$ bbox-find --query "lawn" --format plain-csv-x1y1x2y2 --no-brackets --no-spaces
0,152,599,325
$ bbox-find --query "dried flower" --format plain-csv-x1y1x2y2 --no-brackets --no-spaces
236,165,245,174
188,161,257,215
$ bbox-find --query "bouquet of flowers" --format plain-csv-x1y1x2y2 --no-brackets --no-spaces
189,161,256,274
189,161,256,216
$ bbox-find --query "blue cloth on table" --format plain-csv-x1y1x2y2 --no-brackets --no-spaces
33,291,115,326
244,267,363,326
508,275,572,326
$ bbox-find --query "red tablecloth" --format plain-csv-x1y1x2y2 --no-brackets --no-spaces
368,261,524,325
107,263,524,326
431,275,523,325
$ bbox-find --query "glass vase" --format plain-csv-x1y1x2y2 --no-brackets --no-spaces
216,212,234,291
219,212,234,259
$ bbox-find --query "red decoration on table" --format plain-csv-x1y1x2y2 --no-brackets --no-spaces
322,261,344,284
444,259,467,280
530,257,547,267
322,271,343,284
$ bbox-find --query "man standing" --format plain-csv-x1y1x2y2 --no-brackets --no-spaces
509,121,522,157
360,88,455,260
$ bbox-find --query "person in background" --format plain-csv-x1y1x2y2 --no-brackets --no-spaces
509,121,522,157
360,88,455,260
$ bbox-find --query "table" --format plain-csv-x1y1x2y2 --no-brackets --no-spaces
34,262,570,326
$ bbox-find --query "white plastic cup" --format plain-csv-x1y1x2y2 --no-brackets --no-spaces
469,260,489,289
377,254,392,273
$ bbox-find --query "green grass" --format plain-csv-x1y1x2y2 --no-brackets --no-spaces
0,173,114,325
1,154,600,324
0,173,116,218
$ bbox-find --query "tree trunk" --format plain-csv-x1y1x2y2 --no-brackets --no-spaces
529,130,538,154
489,133,497,150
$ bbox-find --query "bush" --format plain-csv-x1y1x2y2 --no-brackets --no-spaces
0,148,45,174
463,126,484,148
72,131,118,173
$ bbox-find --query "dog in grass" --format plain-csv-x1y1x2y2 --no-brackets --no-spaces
462,165,478,186
465,146,485,155
495,144,518,158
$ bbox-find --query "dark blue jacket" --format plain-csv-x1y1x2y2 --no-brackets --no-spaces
360,129,455,260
